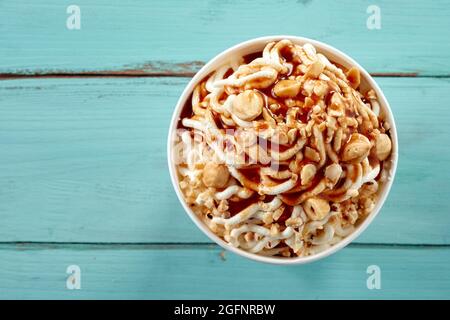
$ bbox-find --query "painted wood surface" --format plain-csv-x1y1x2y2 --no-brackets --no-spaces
0,244,449,299
0,0,449,76
1,77,449,244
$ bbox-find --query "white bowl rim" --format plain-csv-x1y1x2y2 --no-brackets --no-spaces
167,35,398,265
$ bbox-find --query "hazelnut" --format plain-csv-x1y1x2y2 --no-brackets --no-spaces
342,133,371,163
328,92,345,117
202,163,230,188
305,60,325,78
313,80,329,98
273,79,301,98
374,133,392,161
346,67,361,89
232,90,264,121
304,147,320,162
300,164,317,185
303,197,330,221
325,163,342,185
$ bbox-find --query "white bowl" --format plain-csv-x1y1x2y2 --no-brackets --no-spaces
167,35,398,265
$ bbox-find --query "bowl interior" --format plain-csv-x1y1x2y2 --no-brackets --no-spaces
167,36,398,265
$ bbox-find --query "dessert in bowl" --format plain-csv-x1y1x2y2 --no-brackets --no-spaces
168,36,397,264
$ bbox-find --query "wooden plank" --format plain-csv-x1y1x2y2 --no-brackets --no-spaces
0,244,449,299
1,0,449,76
1,77,449,244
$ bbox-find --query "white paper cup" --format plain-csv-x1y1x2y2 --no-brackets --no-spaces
167,36,398,265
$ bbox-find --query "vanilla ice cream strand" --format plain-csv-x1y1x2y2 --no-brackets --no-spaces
270,138,306,161
249,230,294,253
191,85,207,116
253,210,273,222
209,88,228,114
325,143,339,163
329,235,343,245
304,213,333,235
313,125,327,167
260,167,293,179
229,57,244,71
228,166,260,191
345,163,363,199
182,118,207,132
265,239,281,249
348,162,380,195
356,94,379,128
180,130,193,161
229,224,271,239
215,185,253,200
214,68,277,88
259,175,298,195
332,218,355,237
220,114,235,126
317,53,347,81
231,113,253,128
311,224,335,245
282,179,327,205
212,197,282,226
229,224,294,253
181,118,234,164
212,203,260,226
268,40,292,74
206,64,231,93
322,165,357,200
369,98,380,117
262,41,276,62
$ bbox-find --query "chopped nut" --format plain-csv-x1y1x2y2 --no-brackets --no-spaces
341,133,371,163
273,79,301,98
346,67,361,89
360,181,378,197
325,163,342,185
232,90,264,121
305,60,325,78
328,92,345,117
202,162,230,188
304,146,320,162
374,133,392,161
313,80,329,98
303,197,330,220
301,164,317,185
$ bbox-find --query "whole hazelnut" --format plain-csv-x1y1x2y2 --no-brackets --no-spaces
342,133,371,163
303,197,330,221
202,163,230,188
374,133,392,161
232,90,264,121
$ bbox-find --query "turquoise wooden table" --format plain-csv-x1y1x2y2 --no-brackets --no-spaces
1,0,450,299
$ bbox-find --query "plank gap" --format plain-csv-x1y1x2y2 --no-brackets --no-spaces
0,241,449,251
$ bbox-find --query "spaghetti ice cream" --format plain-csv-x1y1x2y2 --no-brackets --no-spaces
172,39,393,258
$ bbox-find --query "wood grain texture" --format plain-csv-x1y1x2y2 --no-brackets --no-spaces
0,0,449,76
1,76,449,244
0,244,449,299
